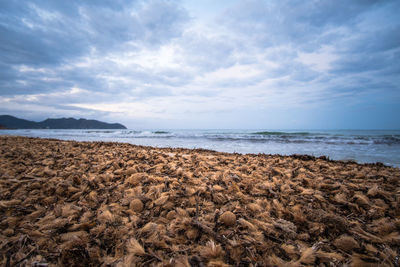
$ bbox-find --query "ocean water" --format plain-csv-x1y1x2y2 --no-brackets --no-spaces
1,129,400,167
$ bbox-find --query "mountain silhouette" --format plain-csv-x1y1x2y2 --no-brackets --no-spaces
0,115,127,129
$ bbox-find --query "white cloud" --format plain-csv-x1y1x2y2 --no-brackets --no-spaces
297,46,339,72
197,64,263,83
107,43,184,71
1,0,399,128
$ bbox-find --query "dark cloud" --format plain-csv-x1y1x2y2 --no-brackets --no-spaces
347,25,400,54
215,0,399,106
330,25,400,76
180,32,236,72
220,0,396,49
331,52,397,75
0,0,189,95
1,0,188,62
0,0,399,128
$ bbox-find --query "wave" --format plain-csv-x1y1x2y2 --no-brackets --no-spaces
2,129,400,145
252,131,311,136
206,134,400,145
153,131,170,134
2,129,399,167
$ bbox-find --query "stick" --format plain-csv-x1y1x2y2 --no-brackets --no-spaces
190,219,237,247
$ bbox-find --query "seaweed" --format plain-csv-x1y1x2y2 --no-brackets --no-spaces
0,136,399,266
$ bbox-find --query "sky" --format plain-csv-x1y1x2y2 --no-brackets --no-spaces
0,0,399,129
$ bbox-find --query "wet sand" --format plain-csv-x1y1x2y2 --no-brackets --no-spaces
0,136,399,266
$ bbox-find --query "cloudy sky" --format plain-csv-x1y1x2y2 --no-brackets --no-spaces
1,0,399,129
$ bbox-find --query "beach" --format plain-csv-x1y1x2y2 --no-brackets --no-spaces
1,129,400,167
0,135,399,266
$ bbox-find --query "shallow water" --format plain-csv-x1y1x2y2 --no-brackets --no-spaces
1,129,400,167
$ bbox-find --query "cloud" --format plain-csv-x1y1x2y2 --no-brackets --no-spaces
0,0,189,96
0,0,399,128
220,0,392,47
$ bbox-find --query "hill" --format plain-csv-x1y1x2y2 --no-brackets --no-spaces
0,115,127,129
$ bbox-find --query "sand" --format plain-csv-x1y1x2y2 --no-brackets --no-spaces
0,136,399,266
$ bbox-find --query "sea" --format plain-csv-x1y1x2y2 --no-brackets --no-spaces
1,129,400,167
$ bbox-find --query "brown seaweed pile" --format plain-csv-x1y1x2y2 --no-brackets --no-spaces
0,136,399,266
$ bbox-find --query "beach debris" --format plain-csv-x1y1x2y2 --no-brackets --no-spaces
219,211,236,226
0,136,399,266
333,235,360,252
129,199,144,212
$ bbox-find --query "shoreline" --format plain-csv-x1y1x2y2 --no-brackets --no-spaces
0,136,399,266
0,135,396,169
1,127,400,167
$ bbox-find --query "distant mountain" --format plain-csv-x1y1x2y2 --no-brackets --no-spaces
0,115,127,129
0,115,39,129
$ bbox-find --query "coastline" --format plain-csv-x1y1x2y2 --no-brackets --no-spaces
1,128,399,167
0,136,399,265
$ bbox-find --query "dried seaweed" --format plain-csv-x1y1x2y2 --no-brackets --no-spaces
0,136,399,266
